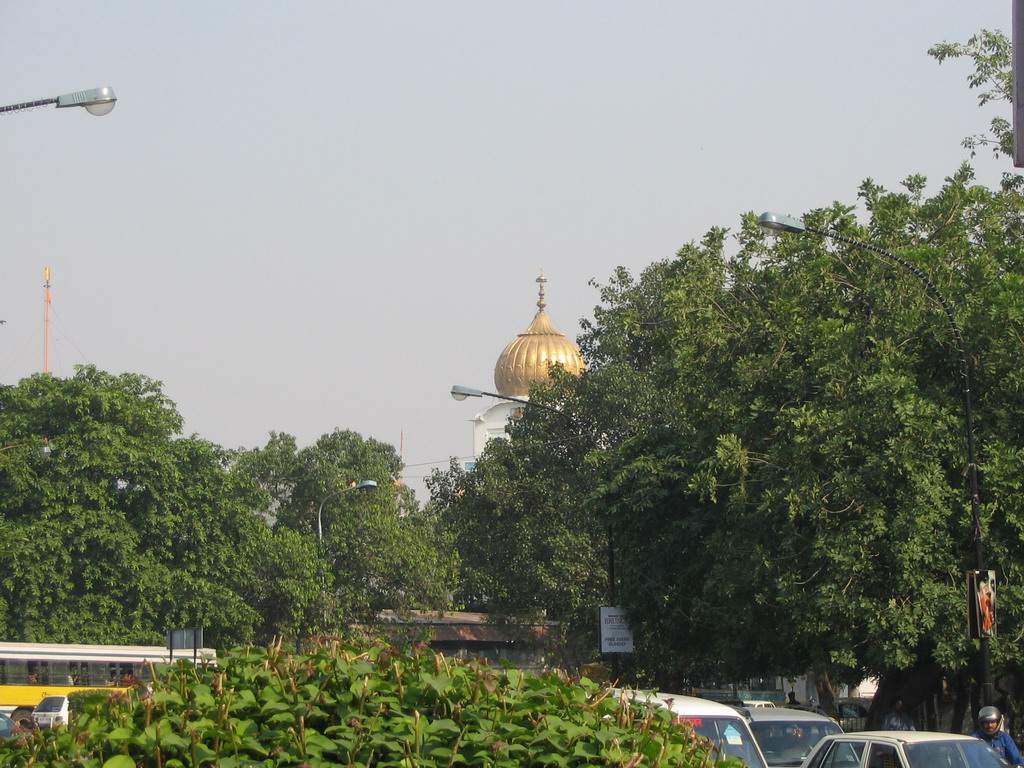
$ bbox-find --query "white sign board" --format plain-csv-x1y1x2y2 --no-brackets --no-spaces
600,606,634,653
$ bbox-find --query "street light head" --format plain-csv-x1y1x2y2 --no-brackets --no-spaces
317,479,379,543
56,87,117,115
84,101,116,117
451,385,485,401
758,211,807,234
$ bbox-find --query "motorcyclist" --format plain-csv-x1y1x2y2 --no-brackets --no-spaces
972,706,1024,766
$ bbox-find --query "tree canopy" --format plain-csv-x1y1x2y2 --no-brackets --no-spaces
431,30,1024,709
0,367,267,646
236,429,457,629
0,366,455,648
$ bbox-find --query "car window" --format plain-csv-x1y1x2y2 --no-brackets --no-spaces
963,741,1014,768
751,720,844,766
678,716,768,768
0,714,12,738
34,696,65,712
867,743,900,768
904,741,1004,768
820,740,866,768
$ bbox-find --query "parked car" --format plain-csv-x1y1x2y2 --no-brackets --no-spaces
32,695,69,728
802,731,1003,768
0,713,13,738
722,699,778,708
739,706,844,767
834,698,872,731
785,703,837,720
617,689,769,768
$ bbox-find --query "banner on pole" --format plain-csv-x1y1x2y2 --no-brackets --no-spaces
967,571,996,639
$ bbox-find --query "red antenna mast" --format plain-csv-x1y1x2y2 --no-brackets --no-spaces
43,267,51,373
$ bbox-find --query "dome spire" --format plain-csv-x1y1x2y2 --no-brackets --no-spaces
492,271,586,398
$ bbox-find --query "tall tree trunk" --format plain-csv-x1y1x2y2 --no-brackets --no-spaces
811,662,837,717
871,663,945,730
952,670,970,735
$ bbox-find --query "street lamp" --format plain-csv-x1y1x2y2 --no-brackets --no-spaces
316,480,378,543
450,384,569,419
0,440,51,458
0,87,117,117
758,211,993,705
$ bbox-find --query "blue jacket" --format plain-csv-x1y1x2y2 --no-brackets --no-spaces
972,729,1024,766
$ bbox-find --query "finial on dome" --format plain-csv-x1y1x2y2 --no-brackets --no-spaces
492,271,585,397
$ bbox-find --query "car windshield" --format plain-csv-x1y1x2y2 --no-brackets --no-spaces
903,740,1006,768
677,715,768,768
751,720,844,766
35,696,64,712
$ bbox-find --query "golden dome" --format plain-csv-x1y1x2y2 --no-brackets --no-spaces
493,272,586,398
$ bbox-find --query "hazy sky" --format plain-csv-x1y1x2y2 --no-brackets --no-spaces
0,1,1011,501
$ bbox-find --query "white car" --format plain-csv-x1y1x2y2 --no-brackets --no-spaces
801,731,1003,768
32,695,69,728
740,706,844,766
617,689,769,768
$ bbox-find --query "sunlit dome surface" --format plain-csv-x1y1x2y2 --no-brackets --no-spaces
493,273,585,398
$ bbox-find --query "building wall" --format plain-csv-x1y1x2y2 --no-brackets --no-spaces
471,401,523,457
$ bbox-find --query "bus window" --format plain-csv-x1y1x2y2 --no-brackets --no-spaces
27,662,50,684
48,661,70,685
5,659,27,684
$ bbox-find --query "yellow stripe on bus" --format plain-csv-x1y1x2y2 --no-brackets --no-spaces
0,683,129,708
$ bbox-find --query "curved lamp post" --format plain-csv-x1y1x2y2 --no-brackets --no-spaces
758,211,992,706
316,480,378,543
450,384,570,419
0,87,117,117
0,441,51,458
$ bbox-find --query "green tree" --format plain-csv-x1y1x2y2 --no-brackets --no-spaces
236,429,457,632
929,30,1013,160
569,167,1024,708
428,401,606,667
232,524,329,643
0,367,270,647
430,80,1024,716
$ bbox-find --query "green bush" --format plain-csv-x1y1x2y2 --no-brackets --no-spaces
0,639,740,768
68,689,117,719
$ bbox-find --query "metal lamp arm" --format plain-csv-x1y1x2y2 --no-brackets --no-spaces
0,97,58,115
806,225,982,560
